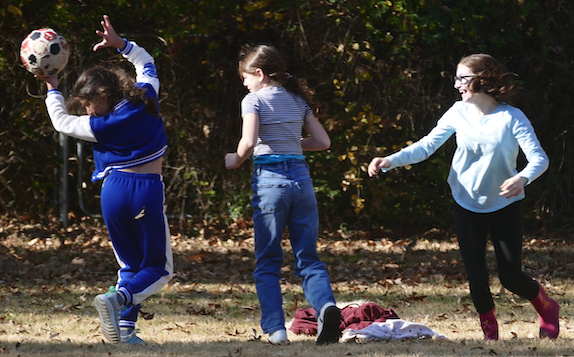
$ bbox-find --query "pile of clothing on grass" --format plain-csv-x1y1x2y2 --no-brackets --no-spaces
287,302,447,342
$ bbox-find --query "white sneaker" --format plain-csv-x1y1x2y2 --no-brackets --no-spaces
316,303,341,345
121,328,148,345
93,292,123,344
268,329,290,345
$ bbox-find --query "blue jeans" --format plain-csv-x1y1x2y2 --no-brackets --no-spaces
251,160,336,334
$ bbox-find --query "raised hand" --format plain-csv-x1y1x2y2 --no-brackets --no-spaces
93,15,125,52
35,74,59,90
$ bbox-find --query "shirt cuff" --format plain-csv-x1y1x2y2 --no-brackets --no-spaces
117,38,129,53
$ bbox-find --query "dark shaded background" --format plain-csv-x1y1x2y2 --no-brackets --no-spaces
1,0,573,235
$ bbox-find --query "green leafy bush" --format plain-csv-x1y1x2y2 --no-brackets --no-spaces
2,0,573,233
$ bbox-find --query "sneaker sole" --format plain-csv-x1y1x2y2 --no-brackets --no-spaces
317,306,341,345
94,295,120,344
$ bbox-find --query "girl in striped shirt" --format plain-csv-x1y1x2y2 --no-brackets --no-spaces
225,44,340,345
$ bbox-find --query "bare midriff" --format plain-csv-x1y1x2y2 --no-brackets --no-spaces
119,157,163,174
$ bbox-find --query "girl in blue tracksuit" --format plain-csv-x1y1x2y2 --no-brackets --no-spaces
38,15,173,345
369,54,559,341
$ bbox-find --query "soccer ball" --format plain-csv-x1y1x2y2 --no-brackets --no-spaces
20,28,69,76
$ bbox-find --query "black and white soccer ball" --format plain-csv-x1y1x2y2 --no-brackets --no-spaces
20,28,69,76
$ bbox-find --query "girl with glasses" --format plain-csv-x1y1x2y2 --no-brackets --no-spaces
368,54,558,341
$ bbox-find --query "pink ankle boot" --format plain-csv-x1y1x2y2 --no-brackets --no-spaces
479,308,499,341
530,282,560,339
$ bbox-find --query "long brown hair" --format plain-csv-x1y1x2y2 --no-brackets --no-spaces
238,44,314,105
458,54,519,103
67,65,158,116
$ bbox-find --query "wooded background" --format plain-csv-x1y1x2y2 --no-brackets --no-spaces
1,0,573,234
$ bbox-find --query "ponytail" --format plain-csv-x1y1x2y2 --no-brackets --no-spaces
239,44,314,105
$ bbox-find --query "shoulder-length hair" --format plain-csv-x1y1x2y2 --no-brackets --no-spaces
67,65,158,116
459,54,519,104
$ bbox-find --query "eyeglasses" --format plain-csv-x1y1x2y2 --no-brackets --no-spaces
454,75,475,84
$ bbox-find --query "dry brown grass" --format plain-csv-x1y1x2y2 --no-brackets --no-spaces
1,218,573,356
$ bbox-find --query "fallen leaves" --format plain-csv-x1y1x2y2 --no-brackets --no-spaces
226,328,246,336
2,213,574,336
165,322,194,334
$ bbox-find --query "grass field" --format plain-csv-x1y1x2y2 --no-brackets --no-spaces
1,217,573,356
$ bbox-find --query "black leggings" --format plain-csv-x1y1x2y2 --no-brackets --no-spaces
454,201,539,313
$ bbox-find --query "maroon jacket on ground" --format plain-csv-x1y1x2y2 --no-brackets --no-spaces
289,303,400,335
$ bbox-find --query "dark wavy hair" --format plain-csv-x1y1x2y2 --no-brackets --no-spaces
238,44,314,105
459,54,519,103
67,65,158,116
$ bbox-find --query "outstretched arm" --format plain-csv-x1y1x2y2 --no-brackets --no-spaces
368,157,392,177
35,73,96,142
35,74,95,142
95,14,161,94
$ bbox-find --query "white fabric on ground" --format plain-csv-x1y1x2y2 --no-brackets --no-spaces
342,318,448,342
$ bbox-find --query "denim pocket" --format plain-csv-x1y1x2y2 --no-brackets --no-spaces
297,180,318,209
251,183,287,214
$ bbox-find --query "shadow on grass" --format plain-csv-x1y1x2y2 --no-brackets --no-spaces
3,220,574,289
2,223,574,357
2,336,574,357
